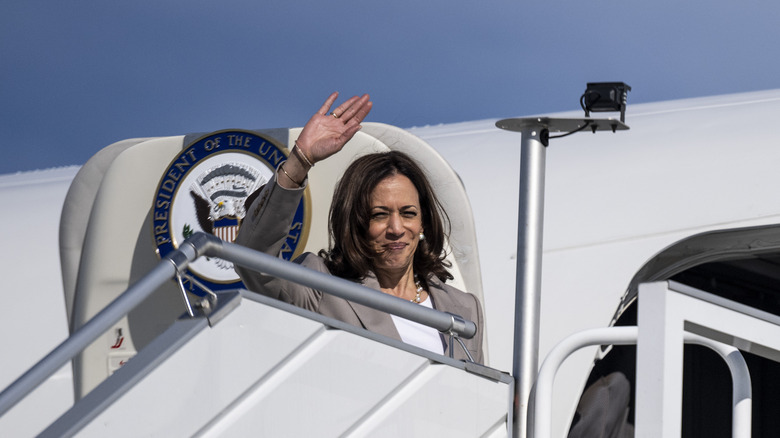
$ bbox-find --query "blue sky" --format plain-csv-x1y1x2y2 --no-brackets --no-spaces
3,1,779,174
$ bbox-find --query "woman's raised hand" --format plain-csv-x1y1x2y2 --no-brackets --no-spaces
295,92,372,165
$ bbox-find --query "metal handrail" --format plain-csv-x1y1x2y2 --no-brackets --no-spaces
0,233,212,418
0,232,476,418
531,326,751,438
216,235,477,339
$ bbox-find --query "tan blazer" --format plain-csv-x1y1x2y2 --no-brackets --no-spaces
236,175,484,363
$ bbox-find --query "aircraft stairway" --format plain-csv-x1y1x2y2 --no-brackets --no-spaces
43,291,512,437
0,233,512,437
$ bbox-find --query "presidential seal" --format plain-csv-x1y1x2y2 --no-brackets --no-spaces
152,130,310,296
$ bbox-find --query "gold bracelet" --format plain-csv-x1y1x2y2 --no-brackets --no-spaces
279,162,304,187
293,141,314,168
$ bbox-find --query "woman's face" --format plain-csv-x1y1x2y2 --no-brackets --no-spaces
366,174,423,276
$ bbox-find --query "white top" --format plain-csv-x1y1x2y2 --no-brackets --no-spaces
390,297,445,355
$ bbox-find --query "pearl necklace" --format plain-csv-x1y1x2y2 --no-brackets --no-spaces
411,277,424,303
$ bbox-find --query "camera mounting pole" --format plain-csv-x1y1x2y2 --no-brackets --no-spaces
495,116,629,438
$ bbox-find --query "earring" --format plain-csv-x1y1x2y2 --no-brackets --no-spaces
419,231,425,241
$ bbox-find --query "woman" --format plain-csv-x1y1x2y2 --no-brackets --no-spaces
235,92,483,363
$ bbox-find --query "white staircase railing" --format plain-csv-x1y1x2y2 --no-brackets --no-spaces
532,280,780,438
531,326,750,438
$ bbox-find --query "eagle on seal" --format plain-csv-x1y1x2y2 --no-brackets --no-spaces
187,163,265,243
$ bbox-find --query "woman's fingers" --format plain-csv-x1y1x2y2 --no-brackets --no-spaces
350,96,372,124
317,91,340,116
330,95,359,119
335,94,371,123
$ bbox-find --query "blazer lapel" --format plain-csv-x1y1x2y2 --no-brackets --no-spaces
344,273,401,340
427,277,468,319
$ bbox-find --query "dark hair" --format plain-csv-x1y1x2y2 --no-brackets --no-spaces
319,151,453,282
